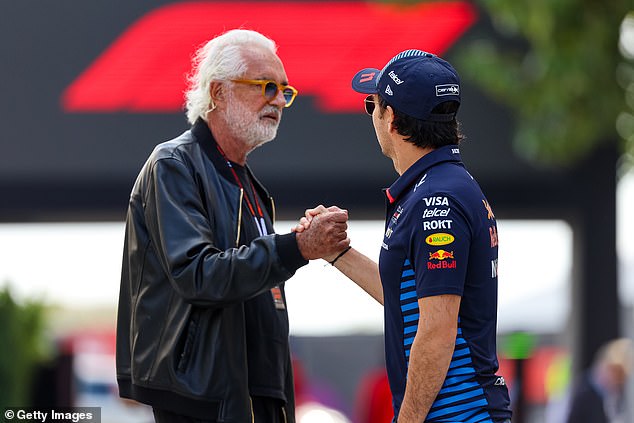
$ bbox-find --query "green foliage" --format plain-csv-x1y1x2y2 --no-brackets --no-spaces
618,12,634,171
0,286,49,406
451,0,634,166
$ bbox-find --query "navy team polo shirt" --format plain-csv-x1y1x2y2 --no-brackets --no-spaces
379,145,511,422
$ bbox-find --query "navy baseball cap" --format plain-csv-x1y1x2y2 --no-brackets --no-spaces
351,49,460,122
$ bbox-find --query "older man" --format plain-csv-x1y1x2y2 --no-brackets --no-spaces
116,29,349,423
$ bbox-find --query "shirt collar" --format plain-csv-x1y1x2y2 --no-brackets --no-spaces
385,145,463,204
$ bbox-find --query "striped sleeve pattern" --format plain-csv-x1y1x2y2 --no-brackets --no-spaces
399,259,419,362
399,259,493,422
427,324,493,422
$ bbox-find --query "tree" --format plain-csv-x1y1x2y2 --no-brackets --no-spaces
0,286,48,406
453,0,633,167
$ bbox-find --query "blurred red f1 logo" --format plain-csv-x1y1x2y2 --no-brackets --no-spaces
62,1,476,113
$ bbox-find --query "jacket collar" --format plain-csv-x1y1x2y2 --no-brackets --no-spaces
192,118,234,178
385,145,463,204
191,118,272,201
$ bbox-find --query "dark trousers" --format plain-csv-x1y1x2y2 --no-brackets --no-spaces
152,397,286,423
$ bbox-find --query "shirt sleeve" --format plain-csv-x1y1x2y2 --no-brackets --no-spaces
409,193,472,298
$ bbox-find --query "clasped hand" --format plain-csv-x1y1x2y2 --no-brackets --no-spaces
294,205,349,261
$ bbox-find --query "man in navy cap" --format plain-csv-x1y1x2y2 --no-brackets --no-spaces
295,50,512,422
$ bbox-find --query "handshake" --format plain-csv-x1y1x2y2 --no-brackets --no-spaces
293,205,350,261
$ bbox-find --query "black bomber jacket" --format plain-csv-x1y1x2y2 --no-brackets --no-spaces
116,121,305,422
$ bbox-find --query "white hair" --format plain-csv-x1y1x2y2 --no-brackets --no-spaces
185,29,277,125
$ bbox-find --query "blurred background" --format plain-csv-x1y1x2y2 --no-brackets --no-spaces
1,1,633,422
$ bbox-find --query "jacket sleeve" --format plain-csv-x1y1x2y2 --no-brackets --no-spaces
142,155,300,307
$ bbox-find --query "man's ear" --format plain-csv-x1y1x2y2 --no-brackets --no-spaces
385,105,398,134
209,81,225,107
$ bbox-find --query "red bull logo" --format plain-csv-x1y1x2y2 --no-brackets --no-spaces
428,249,456,270
429,249,454,260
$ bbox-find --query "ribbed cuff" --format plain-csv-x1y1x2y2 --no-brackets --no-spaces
275,233,308,273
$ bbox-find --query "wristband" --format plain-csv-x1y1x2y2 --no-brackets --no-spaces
329,246,352,266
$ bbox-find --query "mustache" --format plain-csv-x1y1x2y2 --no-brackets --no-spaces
260,106,281,119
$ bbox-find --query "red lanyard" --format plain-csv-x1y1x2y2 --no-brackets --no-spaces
216,144,264,220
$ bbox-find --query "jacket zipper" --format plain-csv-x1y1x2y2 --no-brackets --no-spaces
236,189,244,247
270,196,276,225
281,405,287,423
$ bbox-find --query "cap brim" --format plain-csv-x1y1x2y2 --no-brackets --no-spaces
351,68,380,94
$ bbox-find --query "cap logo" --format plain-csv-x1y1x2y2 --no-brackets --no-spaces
388,70,404,85
359,72,376,83
436,84,459,96
385,85,393,96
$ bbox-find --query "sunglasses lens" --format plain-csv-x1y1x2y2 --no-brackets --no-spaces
364,97,375,115
264,82,279,99
282,88,295,105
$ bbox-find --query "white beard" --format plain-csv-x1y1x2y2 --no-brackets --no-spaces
221,91,281,149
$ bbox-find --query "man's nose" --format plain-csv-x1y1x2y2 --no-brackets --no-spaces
270,88,287,108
